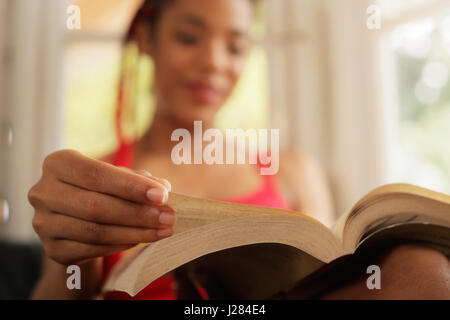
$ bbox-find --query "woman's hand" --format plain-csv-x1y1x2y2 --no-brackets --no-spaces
28,149,175,266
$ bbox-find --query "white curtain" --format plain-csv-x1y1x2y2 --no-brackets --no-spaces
266,0,389,217
0,0,9,226
0,0,66,241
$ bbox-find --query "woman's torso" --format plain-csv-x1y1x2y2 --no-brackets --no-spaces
102,143,293,300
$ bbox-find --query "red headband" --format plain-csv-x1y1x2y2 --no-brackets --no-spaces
116,1,156,156
125,2,156,41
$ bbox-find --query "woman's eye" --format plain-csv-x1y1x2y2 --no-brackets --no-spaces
229,43,247,56
175,32,199,45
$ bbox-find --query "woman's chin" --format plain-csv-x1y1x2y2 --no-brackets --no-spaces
172,107,219,126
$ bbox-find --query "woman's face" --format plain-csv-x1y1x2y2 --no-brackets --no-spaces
146,0,253,126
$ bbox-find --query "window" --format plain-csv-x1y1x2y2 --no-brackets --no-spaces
380,1,450,193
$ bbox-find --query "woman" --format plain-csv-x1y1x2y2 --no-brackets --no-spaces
28,0,449,300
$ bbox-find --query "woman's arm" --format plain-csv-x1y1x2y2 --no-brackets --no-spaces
278,150,335,227
30,256,103,300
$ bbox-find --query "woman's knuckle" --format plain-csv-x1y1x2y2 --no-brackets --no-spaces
84,222,105,242
27,185,40,207
83,166,103,189
28,182,52,209
31,214,44,233
42,154,54,173
43,151,66,173
85,197,102,217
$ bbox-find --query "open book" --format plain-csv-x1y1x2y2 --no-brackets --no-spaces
102,184,450,299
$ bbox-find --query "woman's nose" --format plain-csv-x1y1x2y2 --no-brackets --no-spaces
200,40,228,73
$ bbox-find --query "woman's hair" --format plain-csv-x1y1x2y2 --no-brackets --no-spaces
115,0,259,155
115,0,179,154
125,0,174,42
126,0,259,41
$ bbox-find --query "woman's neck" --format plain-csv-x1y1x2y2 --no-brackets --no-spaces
135,107,214,158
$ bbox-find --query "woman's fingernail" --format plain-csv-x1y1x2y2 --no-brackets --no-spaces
157,228,173,238
160,179,172,192
146,188,168,204
142,170,152,178
159,212,175,225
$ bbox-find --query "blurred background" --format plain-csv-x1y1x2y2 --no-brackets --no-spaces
0,0,449,245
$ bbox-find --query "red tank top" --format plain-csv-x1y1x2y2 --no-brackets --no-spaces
102,143,293,300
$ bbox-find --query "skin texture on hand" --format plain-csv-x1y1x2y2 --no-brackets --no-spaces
28,150,177,299
28,150,175,266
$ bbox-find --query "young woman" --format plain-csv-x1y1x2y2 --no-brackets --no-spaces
28,0,449,300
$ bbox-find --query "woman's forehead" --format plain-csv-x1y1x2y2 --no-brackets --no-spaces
162,0,253,33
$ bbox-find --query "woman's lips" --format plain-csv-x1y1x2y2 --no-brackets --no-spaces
186,83,223,104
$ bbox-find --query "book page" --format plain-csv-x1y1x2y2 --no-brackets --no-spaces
102,194,342,297
341,184,450,252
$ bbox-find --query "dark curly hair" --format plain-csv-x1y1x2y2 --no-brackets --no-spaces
125,0,175,41
126,0,260,41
